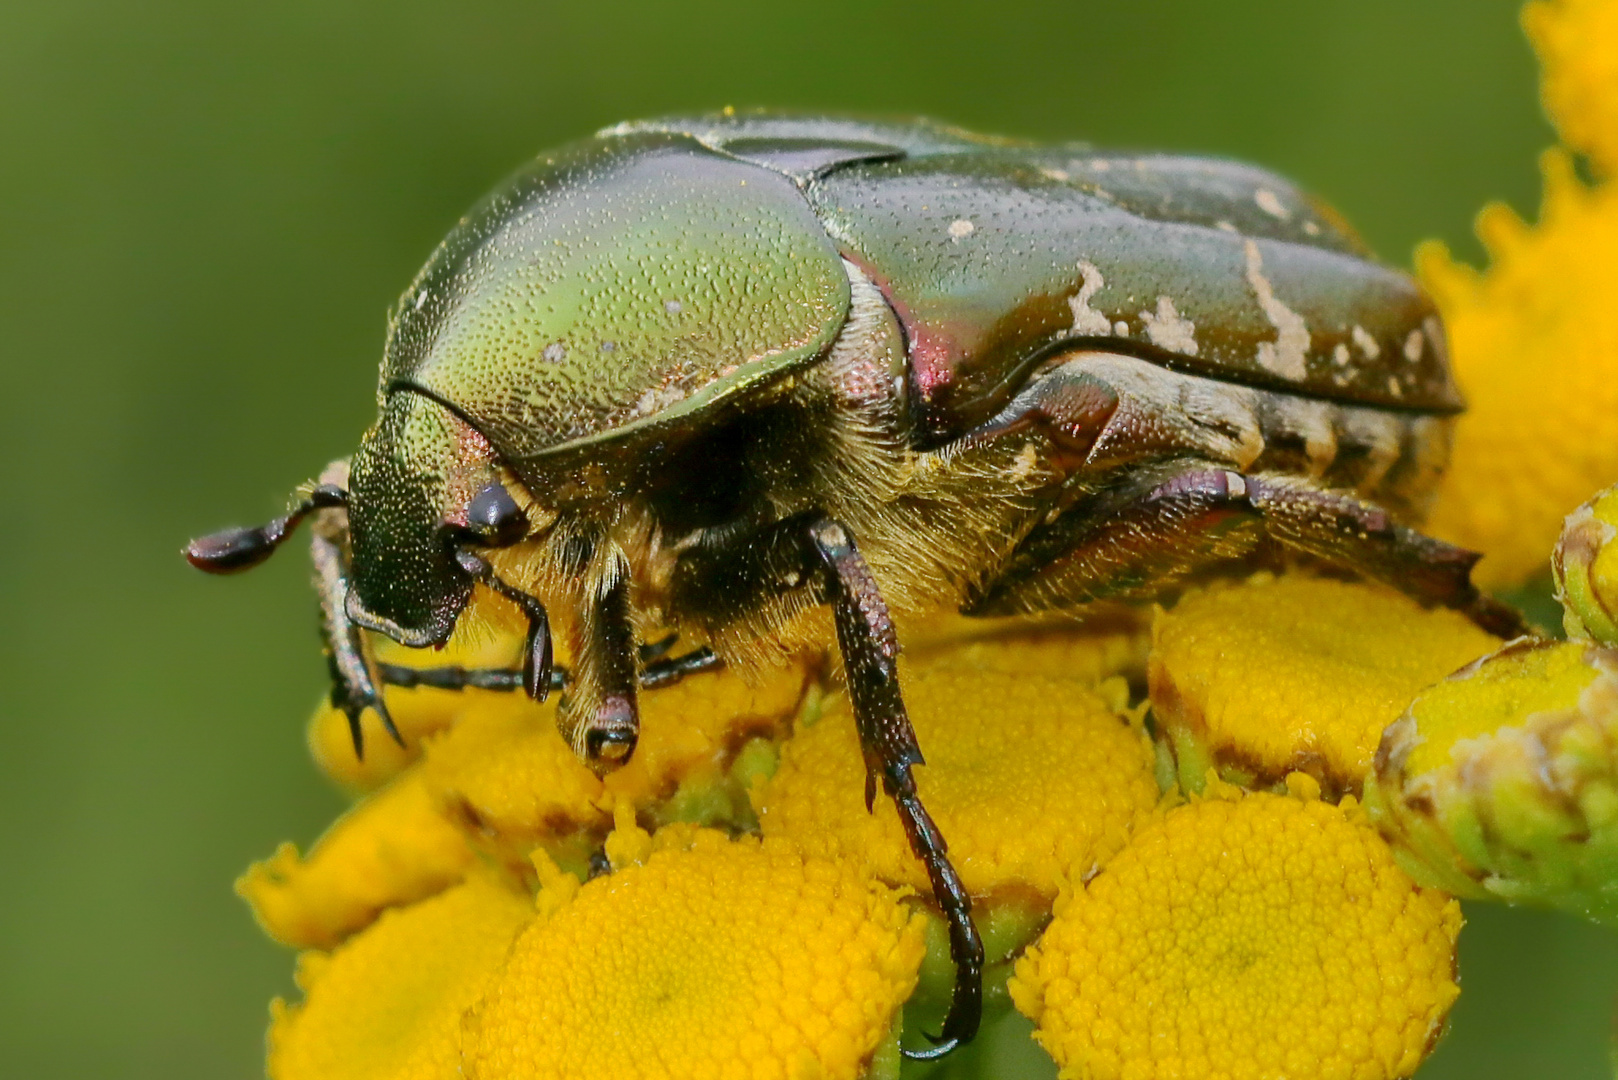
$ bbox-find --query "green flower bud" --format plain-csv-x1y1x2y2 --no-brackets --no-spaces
1365,638,1618,923
1554,485,1618,647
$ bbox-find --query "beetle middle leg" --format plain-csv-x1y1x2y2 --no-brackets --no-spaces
671,511,984,1058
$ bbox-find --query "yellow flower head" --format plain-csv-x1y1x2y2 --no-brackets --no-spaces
755,637,1160,902
237,767,476,950
462,827,926,1080
1526,0,1618,172
1554,483,1618,645
1150,574,1499,797
1368,638,1618,922
1418,0,1618,589
1010,784,1462,1080
268,875,535,1080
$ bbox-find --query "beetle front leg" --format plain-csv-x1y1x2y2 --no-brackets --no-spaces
310,507,402,757
672,512,984,1058
556,562,642,768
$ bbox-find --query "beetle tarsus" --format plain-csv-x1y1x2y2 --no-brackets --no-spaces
639,646,722,688
456,551,556,703
374,646,724,697
805,516,984,1059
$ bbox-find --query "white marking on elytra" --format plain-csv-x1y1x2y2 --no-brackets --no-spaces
542,342,567,364
633,383,689,416
1140,296,1198,356
1404,328,1425,362
1040,166,1070,182
413,289,429,311
1303,220,1322,236
1350,325,1381,360
1068,260,1113,336
1215,220,1239,233
1387,376,1404,397
948,218,975,240
664,299,682,314
1243,240,1310,379
1254,188,1290,220
1333,343,1351,366
1113,320,1130,337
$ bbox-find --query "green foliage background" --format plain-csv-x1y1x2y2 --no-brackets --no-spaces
2,1,1612,1076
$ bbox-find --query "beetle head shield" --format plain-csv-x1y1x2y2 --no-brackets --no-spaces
344,391,485,647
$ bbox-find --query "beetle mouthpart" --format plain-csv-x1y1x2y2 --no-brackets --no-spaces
584,697,639,766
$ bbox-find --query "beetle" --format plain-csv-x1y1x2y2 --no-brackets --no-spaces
187,112,1520,1056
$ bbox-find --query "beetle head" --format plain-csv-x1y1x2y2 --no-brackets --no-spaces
345,390,528,647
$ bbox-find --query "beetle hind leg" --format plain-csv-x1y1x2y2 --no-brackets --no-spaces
970,461,1525,637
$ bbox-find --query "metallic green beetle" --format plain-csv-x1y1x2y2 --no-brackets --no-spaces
187,112,1519,1056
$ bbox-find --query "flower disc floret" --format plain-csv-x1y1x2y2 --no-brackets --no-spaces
755,645,1159,900
1150,574,1499,795
462,829,925,1080
1010,787,1462,1080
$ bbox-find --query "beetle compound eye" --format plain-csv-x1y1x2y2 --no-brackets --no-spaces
465,483,529,548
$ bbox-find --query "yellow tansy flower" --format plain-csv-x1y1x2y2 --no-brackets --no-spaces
237,766,476,949
268,874,535,1080
1419,0,1618,589
1525,0,1618,172
755,641,1159,902
1010,784,1462,1080
461,827,926,1080
1150,574,1499,797
1368,637,1618,922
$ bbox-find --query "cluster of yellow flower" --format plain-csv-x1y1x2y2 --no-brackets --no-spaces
240,1,1618,1076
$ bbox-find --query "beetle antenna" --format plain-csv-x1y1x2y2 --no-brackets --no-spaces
454,550,555,702
185,484,348,574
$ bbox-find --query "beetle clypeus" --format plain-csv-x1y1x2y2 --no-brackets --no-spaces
187,112,1521,1056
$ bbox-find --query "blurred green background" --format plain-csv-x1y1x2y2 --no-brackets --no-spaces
2,0,1612,1076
